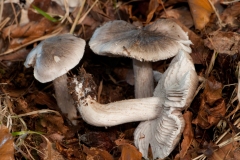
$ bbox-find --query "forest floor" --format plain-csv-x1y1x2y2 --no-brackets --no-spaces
0,0,240,160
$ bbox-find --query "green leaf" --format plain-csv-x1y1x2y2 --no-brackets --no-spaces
32,5,59,22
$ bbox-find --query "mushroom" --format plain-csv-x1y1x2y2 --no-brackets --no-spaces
134,49,199,159
24,33,86,125
89,18,192,98
69,68,163,127
70,49,198,158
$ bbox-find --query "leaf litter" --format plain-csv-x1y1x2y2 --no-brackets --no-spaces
0,0,240,159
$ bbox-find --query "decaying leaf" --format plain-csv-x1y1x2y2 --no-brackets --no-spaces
38,136,65,160
210,133,239,160
179,111,194,159
204,31,240,55
221,2,240,28
197,141,219,158
188,0,214,30
192,78,226,129
40,114,69,135
1,2,21,27
2,18,57,49
80,132,115,152
161,7,194,28
115,139,142,160
0,125,14,160
31,91,59,110
146,0,159,24
119,144,142,160
83,145,114,160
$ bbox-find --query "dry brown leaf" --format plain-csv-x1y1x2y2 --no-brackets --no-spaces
188,0,214,30
40,114,69,135
80,132,115,152
221,2,240,28
179,111,194,159
192,78,226,129
115,139,142,160
0,125,14,160
210,133,239,160
204,31,240,55
146,0,159,24
161,7,194,28
83,145,114,160
55,141,85,159
31,91,59,110
2,3,21,27
119,144,142,160
2,18,56,49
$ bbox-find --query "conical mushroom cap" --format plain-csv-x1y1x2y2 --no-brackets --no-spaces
89,19,192,61
24,34,86,83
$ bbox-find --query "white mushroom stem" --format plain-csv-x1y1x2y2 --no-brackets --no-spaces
53,74,77,125
70,73,163,127
79,96,162,127
133,59,154,98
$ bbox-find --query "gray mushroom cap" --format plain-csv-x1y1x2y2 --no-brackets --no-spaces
89,19,192,61
24,33,86,83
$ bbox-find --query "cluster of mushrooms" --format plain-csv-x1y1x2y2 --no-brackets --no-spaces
24,18,199,159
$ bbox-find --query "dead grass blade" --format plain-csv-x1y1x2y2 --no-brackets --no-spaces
11,109,60,118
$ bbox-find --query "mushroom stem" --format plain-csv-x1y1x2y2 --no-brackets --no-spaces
53,74,77,125
78,96,162,127
133,59,154,98
69,72,163,127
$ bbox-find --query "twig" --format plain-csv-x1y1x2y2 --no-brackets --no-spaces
221,0,240,4
0,0,3,23
70,0,86,34
11,109,60,118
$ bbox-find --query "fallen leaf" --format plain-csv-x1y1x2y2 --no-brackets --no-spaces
2,18,57,49
31,91,58,110
38,136,65,160
160,7,194,28
188,0,214,30
2,2,21,27
197,141,219,158
221,2,240,29
119,144,142,160
179,111,194,159
204,31,240,55
146,0,159,23
210,133,239,160
40,114,69,135
0,125,14,160
55,141,85,159
115,139,142,160
192,78,226,129
83,145,114,160
80,132,115,152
